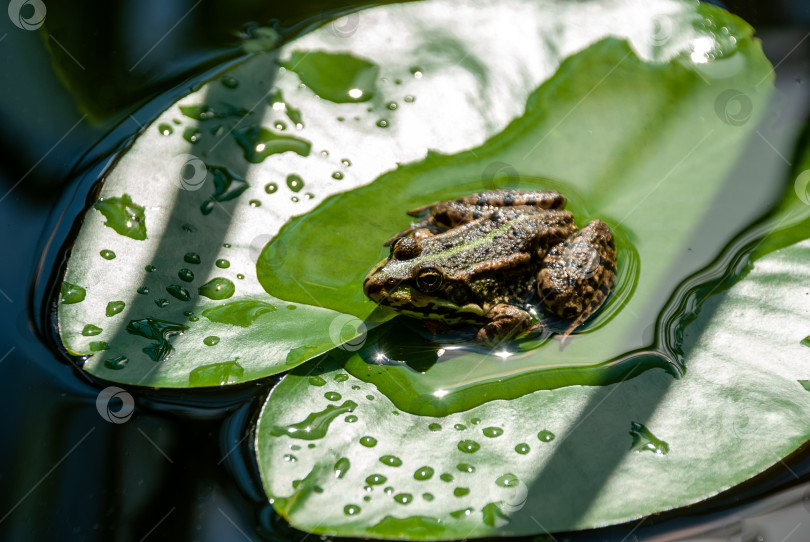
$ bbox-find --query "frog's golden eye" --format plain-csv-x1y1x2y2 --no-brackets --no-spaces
416,267,443,292
392,236,421,260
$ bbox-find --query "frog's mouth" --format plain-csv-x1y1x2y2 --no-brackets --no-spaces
371,283,486,323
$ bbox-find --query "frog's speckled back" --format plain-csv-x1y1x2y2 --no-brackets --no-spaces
364,189,616,345
415,208,576,276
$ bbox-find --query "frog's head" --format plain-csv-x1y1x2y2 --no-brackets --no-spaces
363,236,483,322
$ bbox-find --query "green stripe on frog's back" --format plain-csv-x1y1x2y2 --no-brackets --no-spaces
376,213,534,278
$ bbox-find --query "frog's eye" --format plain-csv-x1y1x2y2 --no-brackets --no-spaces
416,267,443,292
392,236,421,260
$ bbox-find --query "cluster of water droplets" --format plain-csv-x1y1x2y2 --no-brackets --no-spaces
263,365,573,527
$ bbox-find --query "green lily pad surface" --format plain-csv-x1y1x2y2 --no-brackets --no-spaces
243,0,810,538
256,234,810,537
54,0,810,536
255,137,810,539
257,0,775,415
60,0,614,386
58,0,764,388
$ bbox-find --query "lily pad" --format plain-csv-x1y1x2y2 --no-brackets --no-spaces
56,0,586,386
256,234,810,537
58,0,758,388
52,0,810,537
256,132,810,535
258,0,774,414
247,0,810,538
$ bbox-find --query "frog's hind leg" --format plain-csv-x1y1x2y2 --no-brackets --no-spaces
383,225,440,246
559,273,614,342
406,190,568,229
386,201,493,245
452,189,568,211
408,200,490,228
389,190,570,246
537,220,616,341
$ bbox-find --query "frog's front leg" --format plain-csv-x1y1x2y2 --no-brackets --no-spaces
537,220,616,338
475,303,533,345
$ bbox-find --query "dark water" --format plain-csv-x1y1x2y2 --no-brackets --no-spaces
2,1,810,541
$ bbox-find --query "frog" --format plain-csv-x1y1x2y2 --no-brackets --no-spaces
362,189,616,345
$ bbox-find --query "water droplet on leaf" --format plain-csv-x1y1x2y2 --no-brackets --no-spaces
538,430,555,442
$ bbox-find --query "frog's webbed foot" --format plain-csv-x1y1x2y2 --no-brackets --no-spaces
475,304,533,346
537,220,617,343
558,279,613,344
405,201,484,231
